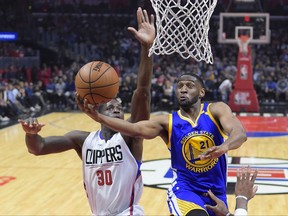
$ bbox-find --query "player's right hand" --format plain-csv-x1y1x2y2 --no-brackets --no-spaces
18,117,45,134
75,92,85,112
76,93,102,122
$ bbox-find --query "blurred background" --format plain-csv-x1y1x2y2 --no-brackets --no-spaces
0,0,287,127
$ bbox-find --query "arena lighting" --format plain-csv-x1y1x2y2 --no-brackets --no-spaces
244,15,250,22
0,32,18,41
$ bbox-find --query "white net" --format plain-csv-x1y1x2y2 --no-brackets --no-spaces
237,35,251,55
149,0,217,64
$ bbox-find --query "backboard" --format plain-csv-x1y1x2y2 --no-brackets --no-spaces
218,13,270,44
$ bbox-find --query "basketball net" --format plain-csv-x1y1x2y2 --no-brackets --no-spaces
237,35,251,55
148,0,217,64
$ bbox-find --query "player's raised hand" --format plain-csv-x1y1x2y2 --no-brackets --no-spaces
18,117,45,134
76,93,101,122
128,7,155,47
235,165,258,200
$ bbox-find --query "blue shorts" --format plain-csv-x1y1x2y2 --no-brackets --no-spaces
167,187,227,216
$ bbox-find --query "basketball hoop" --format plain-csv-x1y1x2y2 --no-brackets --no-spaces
237,35,251,55
148,0,217,64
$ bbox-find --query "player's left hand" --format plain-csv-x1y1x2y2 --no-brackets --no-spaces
75,93,101,122
128,7,155,47
199,144,229,160
204,190,230,216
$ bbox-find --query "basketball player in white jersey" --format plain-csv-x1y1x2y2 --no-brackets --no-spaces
19,7,155,215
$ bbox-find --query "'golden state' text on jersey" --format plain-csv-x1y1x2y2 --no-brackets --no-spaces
167,102,229,216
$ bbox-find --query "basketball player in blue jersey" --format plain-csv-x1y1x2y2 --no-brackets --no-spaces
19,7,155,216
82,73,247,216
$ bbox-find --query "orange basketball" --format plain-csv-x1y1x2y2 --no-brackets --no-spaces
75,61,119,104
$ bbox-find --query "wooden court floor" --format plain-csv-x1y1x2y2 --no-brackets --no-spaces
0,112,288,215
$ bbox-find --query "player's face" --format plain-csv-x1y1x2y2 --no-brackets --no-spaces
176,75,205,109
101,99,125,120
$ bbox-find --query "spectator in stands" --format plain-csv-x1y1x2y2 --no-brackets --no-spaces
224,60,237,77
218,77,233,103
6,82,29,115
204,78,218,101
44,78,56,106
64,74,76,110
0,84,12,121
39,63,51,86
264,76,277,103
161,79,174,110
205,65,218,82
16,81,40,113
276,74,288,102
151,78,164,111
118,77,133,112
33,80,47,108
6,65,18,80
31,65,40,84
55,77,68,109
23,81,43,109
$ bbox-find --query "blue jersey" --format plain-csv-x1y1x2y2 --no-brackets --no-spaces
168,102,228,195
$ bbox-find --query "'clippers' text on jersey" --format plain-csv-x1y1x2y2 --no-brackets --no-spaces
85,145,123,164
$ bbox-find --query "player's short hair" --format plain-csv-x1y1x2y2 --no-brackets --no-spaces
178,73,205,88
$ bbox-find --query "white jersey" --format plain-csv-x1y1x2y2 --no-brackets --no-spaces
82,131,144,216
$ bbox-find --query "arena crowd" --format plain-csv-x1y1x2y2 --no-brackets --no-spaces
0,1,287,123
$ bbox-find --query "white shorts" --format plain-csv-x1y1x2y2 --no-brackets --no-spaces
117,205,145,216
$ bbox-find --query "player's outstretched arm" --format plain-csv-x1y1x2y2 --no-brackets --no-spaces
128,7,155,122
100,113,163,139
19,117,46,154
19,117,85,156
81,100,164,140
200,102,247,159
213,102,247,151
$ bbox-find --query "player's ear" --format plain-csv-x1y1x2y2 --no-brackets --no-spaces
199,88,205,98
